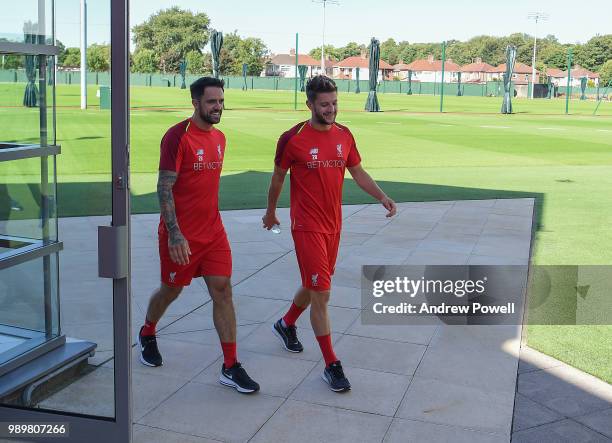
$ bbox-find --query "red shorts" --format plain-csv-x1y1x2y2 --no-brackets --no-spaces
159,231,232,287
292,230,341,291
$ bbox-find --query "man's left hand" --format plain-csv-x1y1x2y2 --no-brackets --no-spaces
381,196,397,218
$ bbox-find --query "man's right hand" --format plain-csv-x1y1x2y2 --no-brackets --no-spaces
168,230,191,265
262,211,280,230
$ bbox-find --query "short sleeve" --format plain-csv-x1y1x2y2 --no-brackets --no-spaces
159,127,182,172
274,130,295,170
346,131,361,167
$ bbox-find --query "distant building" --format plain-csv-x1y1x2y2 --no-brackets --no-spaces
405,55,461,83
460,58,494,84
262,50,325,78
487,62,539,85
391,60,412,81
333,54,393,81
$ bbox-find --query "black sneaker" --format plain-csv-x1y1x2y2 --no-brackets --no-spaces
272,318,304,353
138,326,163,367
322,361,351,392
220,362,260,394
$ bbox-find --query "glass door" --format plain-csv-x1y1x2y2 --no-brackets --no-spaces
0,0,131,441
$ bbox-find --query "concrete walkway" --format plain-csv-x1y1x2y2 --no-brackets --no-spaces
29,199,610,442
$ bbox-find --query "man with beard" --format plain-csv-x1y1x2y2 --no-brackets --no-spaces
262,75,397,392
138,77,259,394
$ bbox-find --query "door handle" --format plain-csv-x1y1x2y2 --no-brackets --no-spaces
98,225,128,278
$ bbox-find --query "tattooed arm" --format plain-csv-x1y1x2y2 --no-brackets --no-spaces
158,170,191,265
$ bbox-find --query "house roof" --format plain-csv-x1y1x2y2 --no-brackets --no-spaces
489,62,537,74
405,58,461,72
461,61,494,72
571,65,599,78
269,53,320,66
335,56,393,70
546,68,566,78
392,63,412,70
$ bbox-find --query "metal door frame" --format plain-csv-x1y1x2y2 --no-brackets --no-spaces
0,0,132,441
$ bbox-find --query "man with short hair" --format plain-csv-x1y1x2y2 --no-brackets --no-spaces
139,77,259,394
263,75,397,392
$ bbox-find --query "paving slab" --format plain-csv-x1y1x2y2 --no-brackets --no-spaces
512,419,610,443
573,408,612,439
512,393,564,432
517,364,612,417
250,399,392,443
137,382,284,442
384,417,508,443
290,363,411,417
396,377,515,434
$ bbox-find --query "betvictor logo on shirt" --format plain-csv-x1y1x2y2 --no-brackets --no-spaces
193,146,223,171
306,158,346,169
305,144,346,169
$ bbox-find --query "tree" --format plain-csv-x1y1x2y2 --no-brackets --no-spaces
87,44,110,72
56,40,67,65
62,48,80,68
132,7,210,73
309,45,341,61
575,34,612,71
185,50,205,74
237,37,268,75
339,42,366,59
540,44,568,69
599,60,612,86
380,38,399,65
203,31,268,76
131,48,159,73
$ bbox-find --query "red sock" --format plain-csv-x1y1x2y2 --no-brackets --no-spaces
282,302,307,327
221,342,237,368
316,334,338,367
141,318,157,336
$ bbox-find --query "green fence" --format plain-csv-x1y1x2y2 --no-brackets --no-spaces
0,69,605,98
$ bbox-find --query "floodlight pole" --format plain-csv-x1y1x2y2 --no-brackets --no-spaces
80,0,87,109
528,12,547,99
321,0,326,73
565,47,572,114
294,33,298,110
440,41,446,112
314,0,338,75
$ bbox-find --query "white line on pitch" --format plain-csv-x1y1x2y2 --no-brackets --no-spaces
480,125,511,129
596,129,611,132
274,118,298,121
538,127,566,130
377,122,401,125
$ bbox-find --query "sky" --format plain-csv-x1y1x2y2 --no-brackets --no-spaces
1,0,610,53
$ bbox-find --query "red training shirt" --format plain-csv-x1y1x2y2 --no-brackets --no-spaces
275,121,361,234
158,118,226,243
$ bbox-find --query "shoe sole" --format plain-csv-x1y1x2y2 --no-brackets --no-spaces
219,373,258,394
138,335,162,367
321,372,351,392
271,323,303,353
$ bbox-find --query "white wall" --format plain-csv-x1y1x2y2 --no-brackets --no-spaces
411,70,459,83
